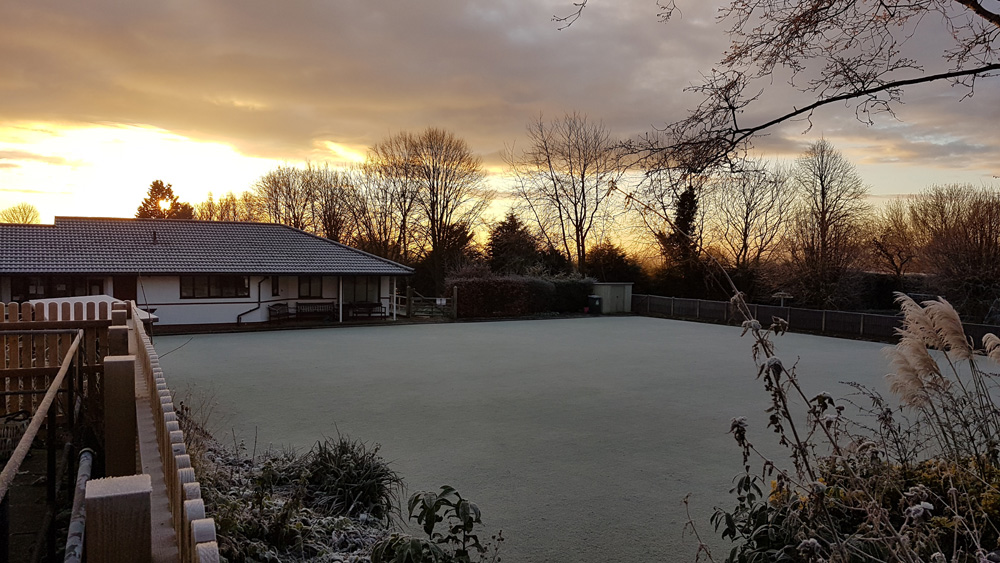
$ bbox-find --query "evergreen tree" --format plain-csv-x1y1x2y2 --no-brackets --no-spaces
486,213,541,274
136,180,195,219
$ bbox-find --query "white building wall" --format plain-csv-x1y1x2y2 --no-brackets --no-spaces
138,275,270,325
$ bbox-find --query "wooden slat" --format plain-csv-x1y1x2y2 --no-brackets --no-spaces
74,302,83,323
62,302,71,322
0,320,113,330
99,301,109,320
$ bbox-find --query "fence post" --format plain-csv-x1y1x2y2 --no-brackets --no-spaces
406,287,413,318
104,355,137,477
1,494,8,563
822,310,826,333
670,297,675,317
452,286,458,320
108,326,129,357
860,314,865,337
85,474,152,563
696,300,701,319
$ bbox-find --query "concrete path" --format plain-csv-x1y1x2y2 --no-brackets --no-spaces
157,316,890,563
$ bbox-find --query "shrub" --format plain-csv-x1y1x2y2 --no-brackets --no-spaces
447,275,554,318
707,294,1000,562
446,272,593,318
186,431,400,562
305,435,404,524
550,277,594,313
371,486,502,563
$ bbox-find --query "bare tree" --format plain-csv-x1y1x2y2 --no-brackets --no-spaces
784,139,871,307
870,198,921,283
562,1,1000,174
708,160,795,282
253,165,314,231
0,202,41,224
363,135,422,262
347,166,410,262
909,184,1000,319
505,112,625,273
409,128,491,292
305,163,355,242
196,192,219,220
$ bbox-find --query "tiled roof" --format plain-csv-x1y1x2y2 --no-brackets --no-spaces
0,217,413,275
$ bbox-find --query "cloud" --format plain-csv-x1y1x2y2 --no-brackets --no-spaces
0,187,71,195
0,0,996,187
0,150,78,167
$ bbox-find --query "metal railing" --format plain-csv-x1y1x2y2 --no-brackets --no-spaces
0,329,82,563
631,294,1000,344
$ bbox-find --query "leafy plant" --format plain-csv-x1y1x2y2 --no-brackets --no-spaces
371,486,502,563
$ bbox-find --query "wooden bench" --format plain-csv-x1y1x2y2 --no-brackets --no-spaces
267,303,290,321
268,302,340,321
348,302,387,318
295,302,338,319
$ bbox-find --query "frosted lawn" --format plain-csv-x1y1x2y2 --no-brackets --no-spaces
158,316,889,563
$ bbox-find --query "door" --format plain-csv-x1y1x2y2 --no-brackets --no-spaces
112,275,137,302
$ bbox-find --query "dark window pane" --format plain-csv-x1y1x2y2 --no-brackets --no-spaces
194,276,209,298
180,276,193,298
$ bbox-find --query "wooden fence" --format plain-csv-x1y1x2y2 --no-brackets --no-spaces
396,287,457,319
631,294,1000,345
130,303,220,562
1,300,110,424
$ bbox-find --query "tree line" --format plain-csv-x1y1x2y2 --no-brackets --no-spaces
132,117,999,320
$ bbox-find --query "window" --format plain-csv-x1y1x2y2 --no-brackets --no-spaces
298,276,323,298
271,276,280,297
342,276,381,303
180,275,249,299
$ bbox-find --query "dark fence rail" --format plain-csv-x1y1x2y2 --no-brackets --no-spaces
631,294,1000,345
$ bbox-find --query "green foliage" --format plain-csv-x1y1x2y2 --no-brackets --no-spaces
487,212,541,275
136,179,195,219
584,241,647,287
549,277,594,313
371,486,502,563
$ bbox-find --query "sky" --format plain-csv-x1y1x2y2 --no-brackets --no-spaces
1,0,997,223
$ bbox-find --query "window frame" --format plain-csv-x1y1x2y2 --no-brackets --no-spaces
179,275,250,299
298,275,323,299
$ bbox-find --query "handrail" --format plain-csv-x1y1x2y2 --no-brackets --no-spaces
0,329,82,503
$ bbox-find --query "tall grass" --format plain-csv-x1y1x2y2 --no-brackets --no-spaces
704,293,1000,562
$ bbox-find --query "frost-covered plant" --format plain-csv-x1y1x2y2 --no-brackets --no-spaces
184,429,400,562
706,292,1000,562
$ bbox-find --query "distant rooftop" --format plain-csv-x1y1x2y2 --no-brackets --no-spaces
0,217,413,276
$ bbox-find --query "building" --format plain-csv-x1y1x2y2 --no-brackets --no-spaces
0,217,413,326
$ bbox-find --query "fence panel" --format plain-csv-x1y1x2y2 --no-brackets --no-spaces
632,294,1000,346
698,300,729,322
822,311,860,337
0,301,110,418
755,305,791,326
863,314,900,341
672,298,699,318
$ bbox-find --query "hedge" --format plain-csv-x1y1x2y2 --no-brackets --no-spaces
446,275,593,318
